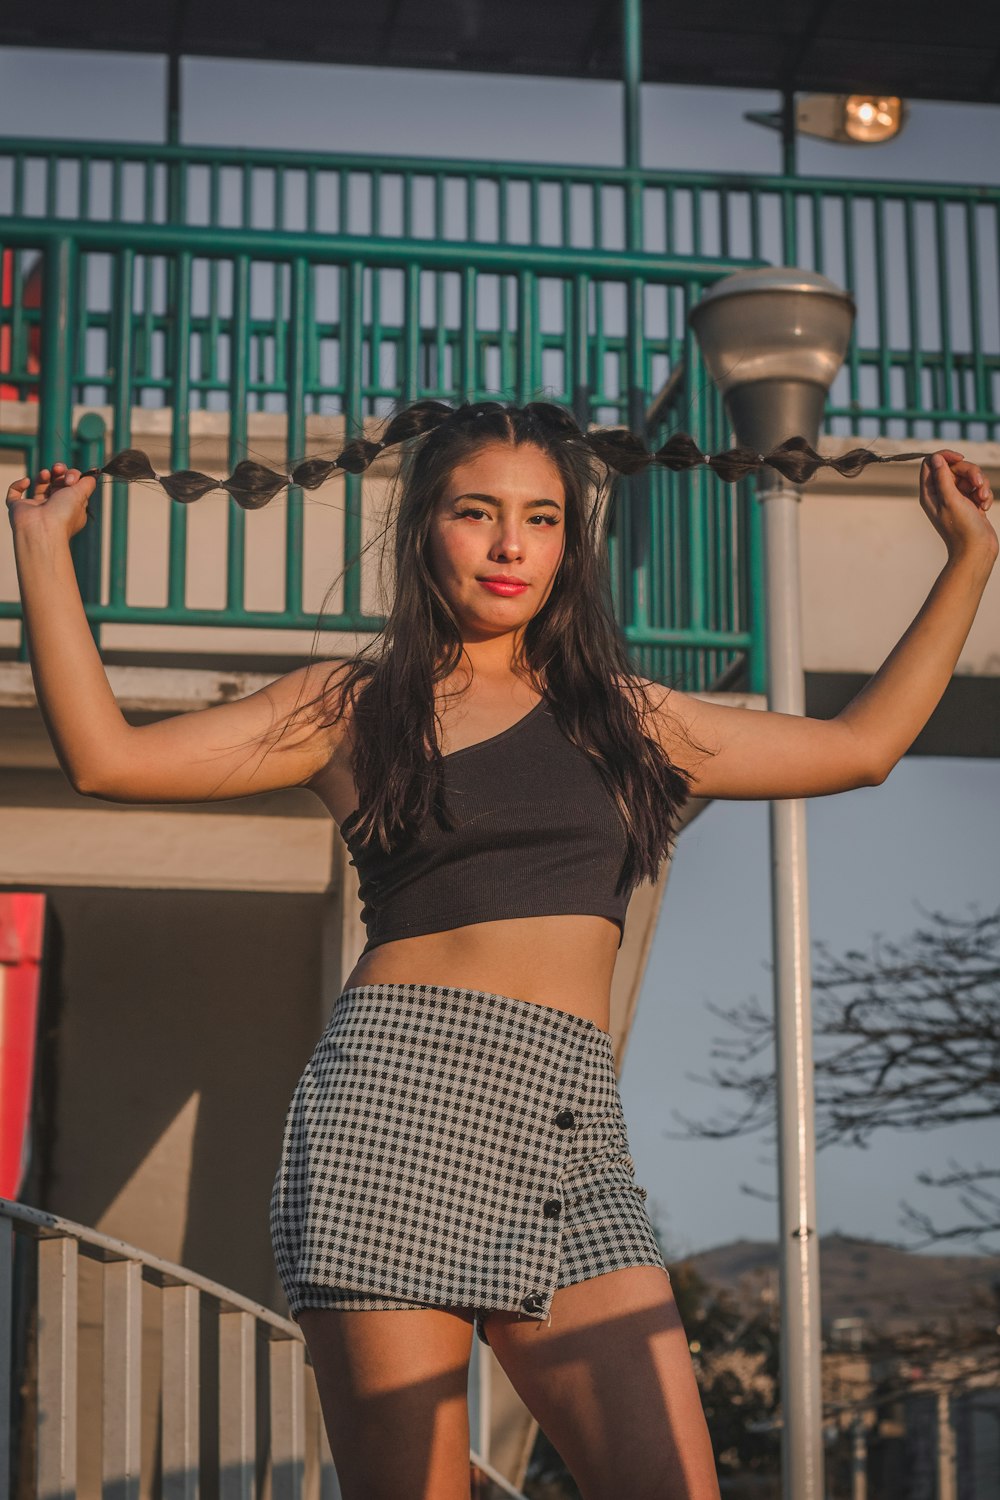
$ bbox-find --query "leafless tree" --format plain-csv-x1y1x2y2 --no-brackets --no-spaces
679,904,1000,1251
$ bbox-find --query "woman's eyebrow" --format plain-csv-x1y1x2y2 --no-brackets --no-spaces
454,491,562,510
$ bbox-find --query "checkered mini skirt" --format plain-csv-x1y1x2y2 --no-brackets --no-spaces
269,981,667,1346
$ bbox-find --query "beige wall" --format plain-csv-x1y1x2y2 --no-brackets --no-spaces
800,438,1000,681
24,887,333,1311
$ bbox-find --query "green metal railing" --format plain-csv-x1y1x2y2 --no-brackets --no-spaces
3,137,998,440
8,135,989,691
0,211,764,693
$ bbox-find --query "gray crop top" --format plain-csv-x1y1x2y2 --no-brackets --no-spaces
341,698,633,954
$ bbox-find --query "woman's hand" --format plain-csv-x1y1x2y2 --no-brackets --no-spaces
920,450,997,567
6,462,96,542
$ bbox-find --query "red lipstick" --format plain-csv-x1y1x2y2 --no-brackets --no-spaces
478,575,529,596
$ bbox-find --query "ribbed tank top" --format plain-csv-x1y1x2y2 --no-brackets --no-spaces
341,698,633,954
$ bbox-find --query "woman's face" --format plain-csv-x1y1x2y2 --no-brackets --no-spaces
426,441,567,644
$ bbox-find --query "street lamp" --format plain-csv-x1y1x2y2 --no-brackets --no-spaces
746,92,907,174
689,266,856,1500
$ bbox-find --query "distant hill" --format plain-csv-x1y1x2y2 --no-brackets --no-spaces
679,1233,1000,1335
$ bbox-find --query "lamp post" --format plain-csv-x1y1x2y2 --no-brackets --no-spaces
689,267,856,1500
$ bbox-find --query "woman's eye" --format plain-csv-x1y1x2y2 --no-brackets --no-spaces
457,508,489,520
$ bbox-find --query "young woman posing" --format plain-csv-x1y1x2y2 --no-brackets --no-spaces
7,401,995,1500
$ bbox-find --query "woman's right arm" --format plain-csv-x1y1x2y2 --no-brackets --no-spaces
8,463,346,803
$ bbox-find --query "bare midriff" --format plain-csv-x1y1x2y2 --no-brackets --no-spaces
341,913,621,1032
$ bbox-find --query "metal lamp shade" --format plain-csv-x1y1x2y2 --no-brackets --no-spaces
688,267,856,456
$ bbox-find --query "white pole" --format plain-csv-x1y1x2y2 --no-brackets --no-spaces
760,474,825,1500
851,1414,868,1500
937,1388,957,1500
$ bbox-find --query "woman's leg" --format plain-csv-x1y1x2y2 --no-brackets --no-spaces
482,1266,721,1500
298,1306,475,1500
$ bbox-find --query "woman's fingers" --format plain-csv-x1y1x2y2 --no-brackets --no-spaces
925,451,992,506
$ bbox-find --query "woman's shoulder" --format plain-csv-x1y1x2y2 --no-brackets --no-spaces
613,672,714,773
271,658,361,775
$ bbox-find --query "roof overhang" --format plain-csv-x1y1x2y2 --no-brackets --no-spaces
2,2,999,107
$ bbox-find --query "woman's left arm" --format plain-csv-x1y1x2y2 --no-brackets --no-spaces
647,450,997,801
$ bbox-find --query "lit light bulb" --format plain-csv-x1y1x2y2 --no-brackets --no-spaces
843,95,904,144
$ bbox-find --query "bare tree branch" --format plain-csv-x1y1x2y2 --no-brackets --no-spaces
679,904,1000,1249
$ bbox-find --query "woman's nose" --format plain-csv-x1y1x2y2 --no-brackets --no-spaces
489,528,524,561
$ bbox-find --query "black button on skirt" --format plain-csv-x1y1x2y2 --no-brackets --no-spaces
269,982,667,1345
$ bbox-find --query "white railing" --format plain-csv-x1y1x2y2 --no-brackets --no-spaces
0,1198,527,1500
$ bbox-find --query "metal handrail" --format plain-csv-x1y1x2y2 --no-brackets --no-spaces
0,1196,529,1500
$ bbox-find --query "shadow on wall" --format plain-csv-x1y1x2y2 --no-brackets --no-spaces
21,885,328,1311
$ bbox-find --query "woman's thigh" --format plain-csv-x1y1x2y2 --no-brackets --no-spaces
297,1306,475,1500
482,1266,721,1500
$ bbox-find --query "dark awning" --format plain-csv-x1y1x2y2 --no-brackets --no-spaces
2,1,999,107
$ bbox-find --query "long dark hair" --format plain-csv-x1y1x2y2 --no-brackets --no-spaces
96,403,928,892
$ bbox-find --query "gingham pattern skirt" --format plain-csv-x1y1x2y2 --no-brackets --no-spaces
269,982,667,1345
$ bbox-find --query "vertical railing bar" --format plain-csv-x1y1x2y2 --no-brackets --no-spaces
593,279,606,418
111,157,123,222
338,168,349,237
573,273,590,429
80,156,92,221
461,266,476,401
273,260,286,393
218,1309,256,1500
241,162,253,231
499,268,511,400
402,171,413,239
683,286,706,635
226,253,250,613
369,263,382,400
141,251,155,400
403,262,420,402
285,256,308,620
207,258,220,387
37,1235,79,1500
516,269,536,402
497,175,508,243
466,169,476,243
965,199,986,422
269,1339,307,1500
874,196,891,432
718,188,729,260
434,178,446,394
343,260,364,618
13,152,25,214
108,245,134,608
45,154,58,220
143,155,156,225
749,189,761,262
162,1284,201,1500
842,195,861,421
10,247,27,401
811,190,824,274
627,275,648,631
935,197,956,436
781,181,797,265
102,1258,143,1500
904,198,923,439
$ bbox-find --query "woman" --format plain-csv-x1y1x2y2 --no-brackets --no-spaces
7,401,996,1500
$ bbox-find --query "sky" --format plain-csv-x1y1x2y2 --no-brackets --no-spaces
2,45,998,1258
